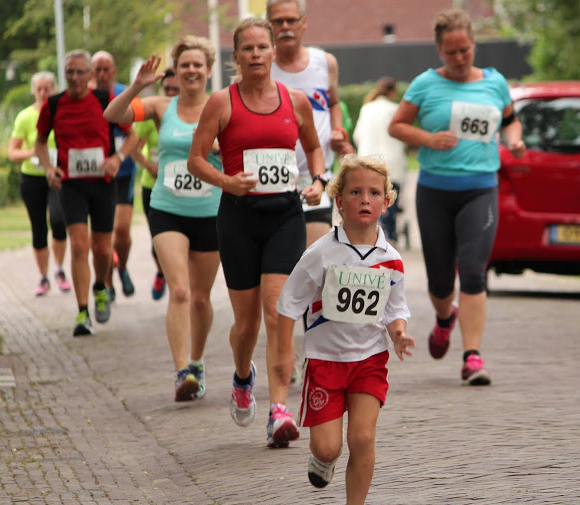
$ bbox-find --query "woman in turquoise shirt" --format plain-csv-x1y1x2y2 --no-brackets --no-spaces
389,9,525,386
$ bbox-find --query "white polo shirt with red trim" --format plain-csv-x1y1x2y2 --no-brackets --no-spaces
277,224,410,362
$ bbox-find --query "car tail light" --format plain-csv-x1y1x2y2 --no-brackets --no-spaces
497,168,514,194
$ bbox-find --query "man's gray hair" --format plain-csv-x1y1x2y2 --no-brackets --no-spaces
266,0,306,18
64,49,92,71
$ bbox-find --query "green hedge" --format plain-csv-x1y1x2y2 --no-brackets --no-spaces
0,159,21,207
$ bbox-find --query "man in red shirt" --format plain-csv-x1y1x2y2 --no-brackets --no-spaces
35,49,138,336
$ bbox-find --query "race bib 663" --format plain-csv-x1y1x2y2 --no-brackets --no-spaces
449,101,501,144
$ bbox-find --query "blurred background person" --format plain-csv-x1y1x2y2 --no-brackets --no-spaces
8,71,71,297
353,77,407,246
92,50,137,300
268,0,355,248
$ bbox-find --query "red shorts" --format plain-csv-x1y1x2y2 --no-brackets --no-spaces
297,351,389,428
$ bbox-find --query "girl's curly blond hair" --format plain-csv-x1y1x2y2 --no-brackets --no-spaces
327,154,397,207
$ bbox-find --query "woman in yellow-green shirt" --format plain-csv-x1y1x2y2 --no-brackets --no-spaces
8,71,71,297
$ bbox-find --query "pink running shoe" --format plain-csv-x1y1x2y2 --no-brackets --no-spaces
428,305,457,359
55,271,71,292
34,277,50,297
267,403,300,448
461,354,491,386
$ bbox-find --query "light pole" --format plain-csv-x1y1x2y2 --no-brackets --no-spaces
54,0,66,90
238,0,249,20
208,0,222,92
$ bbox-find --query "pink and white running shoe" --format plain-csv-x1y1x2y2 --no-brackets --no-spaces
461,354,491,386
35,277,50,297
267,403,300,448
55,271,71,292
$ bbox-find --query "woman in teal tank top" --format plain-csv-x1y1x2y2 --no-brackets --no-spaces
104,36,222,403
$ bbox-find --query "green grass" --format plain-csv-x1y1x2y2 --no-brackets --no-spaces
0,156,416,252
0,183,145,252
0,205,33,250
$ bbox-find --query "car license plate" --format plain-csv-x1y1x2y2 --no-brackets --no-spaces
549,224,580,245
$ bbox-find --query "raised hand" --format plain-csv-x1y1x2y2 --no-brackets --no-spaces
134,54,165,89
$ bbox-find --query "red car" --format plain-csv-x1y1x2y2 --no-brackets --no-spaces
488,81,580,279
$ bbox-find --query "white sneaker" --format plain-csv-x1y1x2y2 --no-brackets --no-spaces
308,455,337,488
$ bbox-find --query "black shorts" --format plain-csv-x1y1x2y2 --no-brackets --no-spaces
148,208,218,252
142,187,152,221
115,173,135,206
304,206,333,225
60,179,116,233
217,192,306,290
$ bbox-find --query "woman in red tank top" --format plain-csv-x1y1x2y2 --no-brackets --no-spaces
187,17,326,447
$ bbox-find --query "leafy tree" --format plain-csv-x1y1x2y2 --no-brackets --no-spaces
0,2,30,96
497,0,580,80
2,0,184,91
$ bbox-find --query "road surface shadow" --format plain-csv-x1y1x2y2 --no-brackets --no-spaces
488,289,580,300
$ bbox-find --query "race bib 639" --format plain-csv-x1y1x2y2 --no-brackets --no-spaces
243,148,298,193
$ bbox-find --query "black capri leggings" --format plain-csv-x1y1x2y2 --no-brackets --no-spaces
20,173,66,250
416,184,498,298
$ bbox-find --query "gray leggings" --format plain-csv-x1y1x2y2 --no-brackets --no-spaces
416,184,498,298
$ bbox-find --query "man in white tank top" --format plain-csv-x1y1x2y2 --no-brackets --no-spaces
268,0,355,248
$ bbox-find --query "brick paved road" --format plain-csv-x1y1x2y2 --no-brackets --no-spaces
1,203,579,504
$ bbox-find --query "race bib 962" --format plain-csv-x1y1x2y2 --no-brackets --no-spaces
322,265,391,324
